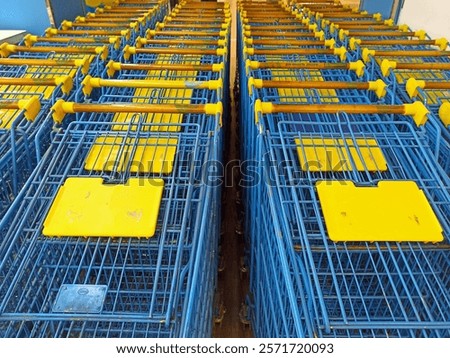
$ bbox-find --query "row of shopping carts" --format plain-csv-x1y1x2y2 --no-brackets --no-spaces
239,0,450,338
0,0,167,217
0,0,229,337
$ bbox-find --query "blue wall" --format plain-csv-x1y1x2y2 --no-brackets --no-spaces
0,0,51,34
49,0,86,28
360,0,395,20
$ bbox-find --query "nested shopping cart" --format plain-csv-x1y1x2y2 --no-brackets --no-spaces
0,104,222,337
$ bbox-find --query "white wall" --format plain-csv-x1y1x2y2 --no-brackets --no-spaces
399,0,450,40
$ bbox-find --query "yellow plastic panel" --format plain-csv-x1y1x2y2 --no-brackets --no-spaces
295,138,387,172
85,136,177,174
316,181,444,242
43,177,164,238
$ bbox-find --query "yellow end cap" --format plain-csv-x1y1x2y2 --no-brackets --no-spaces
123,45,136,61
165,16,172,22
146,29,156,38
349,37,361,50
404,101,429,126
0,43,15,58
438,102,450,126
156,22,164,29
415,30,427,40
23,34,37,47
302,18,310,25
129,22,139,31
244,46,254,56
349,60,365,78
51,100,74,124
17,96,41,121
324,39,336,49
373,13,382,21
362,48,375,63
205,102,223,116
339,29,349,41
45,28,58,37
75,16,86,23
219,30,228,37
218,39,227,47
208,79,223,91
244,37,253,45
81,75,94,96
243,30,251,37
314,31,325,41
73,57,90,75
106,60,120,78
330,23,338,34
248,77,255,96
55,76,74,95
435,38,449,51
361,11,368,15
398,24,409,32
381,59,397,77
216,48,227,56
209,63,222,73
109,36,120,50
96,46,108,61
368,79,387,99
308,24,318,32
121,30,131,41
244,25,251,31
384,19,394,26
61,20,73,30
334,47,347,61
406,78,425,98
135,36,146,48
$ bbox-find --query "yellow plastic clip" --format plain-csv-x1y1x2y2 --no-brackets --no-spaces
123,45,136,61
334,47,347,61
368,79,388,99
244,46,254,56
324,39,336,49
109,36,121,50
308,24,318,32
302,17,310,25
121,30,131,41
406,78,425,98
55,76,74,95
95,46,108,61
314,31,325,41
398,24,409,32
435,38,449,51
362,48,375,63
381,59,397,77
254,99,273,123
404,101,429,126
45,28,58,37
216,48,227,56
17,96,41,121
373,13,382,21
218,39,227,47
212,62,224,73
81,75,96,96
0,43,15,58
106,60,120,78
330,23,338,34
384,19,394,26
349,60,365,78
61,20,73,30
339,29,349,41
415,30,427,40
156,22,165,29
244,37,253,45
146,29,156,38
23,34,37,47
75,16,86,23
51,99,75,124
135,36,146,48
349,37,361,51
438,102,450,126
